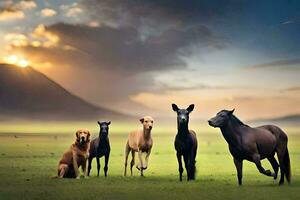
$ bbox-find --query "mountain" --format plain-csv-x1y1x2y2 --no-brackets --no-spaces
0,63,128,120
250,114,300,126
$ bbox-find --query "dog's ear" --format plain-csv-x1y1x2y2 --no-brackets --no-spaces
107,121,111,125
75,130,80,141
87,131,91,141
187,104,195,113
140,118,144,123
172,104,179,112
97,121,101,125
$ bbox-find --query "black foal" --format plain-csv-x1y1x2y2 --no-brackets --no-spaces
88,121,111,177
172,104,198,181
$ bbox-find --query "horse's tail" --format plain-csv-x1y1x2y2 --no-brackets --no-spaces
284,147,291,183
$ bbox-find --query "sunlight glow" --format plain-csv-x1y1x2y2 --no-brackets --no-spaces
4,55,30,68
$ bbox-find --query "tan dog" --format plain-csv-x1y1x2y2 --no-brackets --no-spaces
57,129,91,179
124,116,154,176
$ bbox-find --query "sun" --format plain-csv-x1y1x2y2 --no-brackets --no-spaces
3,55,30,68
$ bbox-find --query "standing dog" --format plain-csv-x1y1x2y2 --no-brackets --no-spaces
88,121,111,177
56,129,91,179
124,116,154,176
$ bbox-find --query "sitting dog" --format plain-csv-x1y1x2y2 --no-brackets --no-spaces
124,116,154,176
57,129,90,179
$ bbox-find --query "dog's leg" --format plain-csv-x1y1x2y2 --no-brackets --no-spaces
96,156,100,177
124,142,130,176
72,152,80,179
130,151,135,176
82,159,88,179
104,153,110,177
137,150,144,176
58,164,68,178
144,149,151,170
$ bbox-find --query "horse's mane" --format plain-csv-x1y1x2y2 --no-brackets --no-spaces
231,114,249,127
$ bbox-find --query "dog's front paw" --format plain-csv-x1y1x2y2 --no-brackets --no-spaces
76,176,80,179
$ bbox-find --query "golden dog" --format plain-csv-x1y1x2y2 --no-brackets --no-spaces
57,129,90,179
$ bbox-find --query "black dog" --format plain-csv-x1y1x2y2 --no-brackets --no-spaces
172,104,198,181
88,121,111,177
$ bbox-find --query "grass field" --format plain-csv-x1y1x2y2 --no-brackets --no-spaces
0,121,299,200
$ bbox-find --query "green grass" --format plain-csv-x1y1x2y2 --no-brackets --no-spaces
0,123,299,200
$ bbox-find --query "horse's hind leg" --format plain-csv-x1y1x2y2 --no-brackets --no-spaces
267,155,279,180
252,154,274,177
130,151,135,176
276,144,287,185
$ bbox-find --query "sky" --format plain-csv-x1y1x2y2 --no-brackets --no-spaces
0,0,300,120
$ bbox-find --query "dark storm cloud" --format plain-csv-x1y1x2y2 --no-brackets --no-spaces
14,0,242,105
26,22,224,74
82,0,244,28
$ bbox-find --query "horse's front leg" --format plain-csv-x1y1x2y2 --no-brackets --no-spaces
183,154,190,181
87,157,93,176
233,157,243,185
104,152,110,177
252,154,274,177
96,156,100,176
137,150,144,176
176,152,183,181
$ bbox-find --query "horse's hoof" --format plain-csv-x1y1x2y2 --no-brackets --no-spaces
279,181,284,186
142,167,147,170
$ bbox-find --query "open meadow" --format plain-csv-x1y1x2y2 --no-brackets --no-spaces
0,121,299,200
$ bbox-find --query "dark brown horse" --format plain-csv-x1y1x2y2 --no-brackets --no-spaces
208,109,291,185
172,104,198,181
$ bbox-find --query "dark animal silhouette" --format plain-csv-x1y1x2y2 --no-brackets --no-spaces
88,121,111,177
208,109,291,185
172,104,198,181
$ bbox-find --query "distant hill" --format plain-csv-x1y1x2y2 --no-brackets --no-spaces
250,114,300,126
0,64,128,120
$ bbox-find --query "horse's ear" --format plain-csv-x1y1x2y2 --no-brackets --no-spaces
107,121,111,125
172,104,179,112
140,118,144,123
187,104,195,113
229,109,235,115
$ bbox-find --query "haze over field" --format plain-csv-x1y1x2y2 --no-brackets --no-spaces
0,0,299,121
